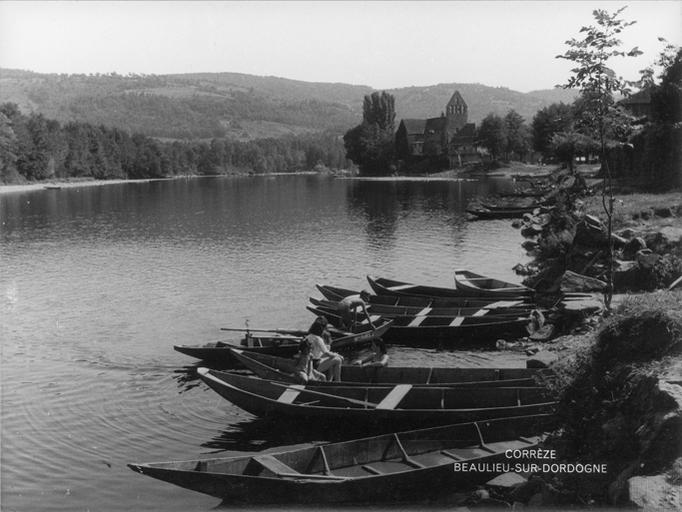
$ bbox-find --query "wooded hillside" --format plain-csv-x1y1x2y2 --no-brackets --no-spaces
0,69,578,140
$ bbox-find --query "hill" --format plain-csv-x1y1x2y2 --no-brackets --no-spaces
0,69,579,140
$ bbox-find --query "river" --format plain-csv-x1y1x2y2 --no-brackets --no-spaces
1,175,531,511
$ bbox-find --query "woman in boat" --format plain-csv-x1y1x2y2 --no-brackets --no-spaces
351,339,389,367
306,316,343,381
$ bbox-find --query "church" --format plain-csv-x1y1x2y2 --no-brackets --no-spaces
395,91,479,169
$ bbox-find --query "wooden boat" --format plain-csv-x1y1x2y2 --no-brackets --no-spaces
307,305,530,347
453,269,533,298
196,370,557,431
309,296,534,319
499,189,547,198
316,284,531,308
480,200,541,211
466,207,535,220
174,319,392,365
367,276,531,301
315,283,360,301
128,414,553,504
230,349,551,388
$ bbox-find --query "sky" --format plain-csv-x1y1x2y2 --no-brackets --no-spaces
0,1,680,92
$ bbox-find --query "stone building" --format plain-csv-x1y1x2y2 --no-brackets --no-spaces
395,91,479,168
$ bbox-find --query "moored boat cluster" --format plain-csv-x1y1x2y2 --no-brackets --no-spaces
129,270,568,505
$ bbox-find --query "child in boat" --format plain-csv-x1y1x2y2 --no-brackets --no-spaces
351,339,389,367
306,316,343,381
292,336,326,384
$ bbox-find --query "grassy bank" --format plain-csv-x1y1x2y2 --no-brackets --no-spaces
582,191,682,230
507,291,682,508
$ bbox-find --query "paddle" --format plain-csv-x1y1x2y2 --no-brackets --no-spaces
269,381,380,409
220,327,306,336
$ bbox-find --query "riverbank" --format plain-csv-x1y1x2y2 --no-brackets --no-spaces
479,171,682,510
519,291,680,510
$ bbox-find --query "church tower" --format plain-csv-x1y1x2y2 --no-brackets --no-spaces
445,90,468,131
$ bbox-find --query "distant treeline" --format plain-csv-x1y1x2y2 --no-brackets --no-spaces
0,103,350,183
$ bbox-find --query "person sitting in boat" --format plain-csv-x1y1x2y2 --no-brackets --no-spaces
306,316,343,381
526,309,545,335
351,339,389,367
291,336,326,384
338,290,375,331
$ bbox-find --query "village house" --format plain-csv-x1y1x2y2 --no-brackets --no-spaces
620,88,652,120
395,91,479,169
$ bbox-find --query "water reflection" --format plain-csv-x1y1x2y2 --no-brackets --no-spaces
2,175,533,512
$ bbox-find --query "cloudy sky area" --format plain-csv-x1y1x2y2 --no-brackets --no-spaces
1,1,680,92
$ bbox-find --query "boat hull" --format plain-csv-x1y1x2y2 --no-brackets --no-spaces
231,349,550,388
317,284,532,308
308,305,530,347
198,370,557,432
367,276,531,301
174,320,392,365
129,414,553,503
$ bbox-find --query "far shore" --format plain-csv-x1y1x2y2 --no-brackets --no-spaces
0,163,591,195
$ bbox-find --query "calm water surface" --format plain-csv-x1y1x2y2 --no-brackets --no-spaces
1,175,531,511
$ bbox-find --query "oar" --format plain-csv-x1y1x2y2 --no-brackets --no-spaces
269,381,380,409
220,327,306,336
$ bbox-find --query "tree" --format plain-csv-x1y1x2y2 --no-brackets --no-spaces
343,92,396,175
550,131,597,173
0,110,19,182
557,6,642,311
650,46,682,124
477,114,507,161
532,103,575,158
504,110,532,161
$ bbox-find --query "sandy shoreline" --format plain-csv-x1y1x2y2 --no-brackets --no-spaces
0,172,333,195
0,178,175,195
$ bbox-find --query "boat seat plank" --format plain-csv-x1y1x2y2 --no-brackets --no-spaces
404,457,425,469
277,472,349,480
441,449,464,460
388,284,416,291
277,385,304,404
407,315,427,327
449,316,465,327
362,464,383,475
253,455,299,475
519,436,536,444
376,384,412,410
489,300,522,308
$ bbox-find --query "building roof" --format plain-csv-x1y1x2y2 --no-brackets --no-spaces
400,119,427,135
424,116,447,133
447,90,466,107
456,123,476,137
